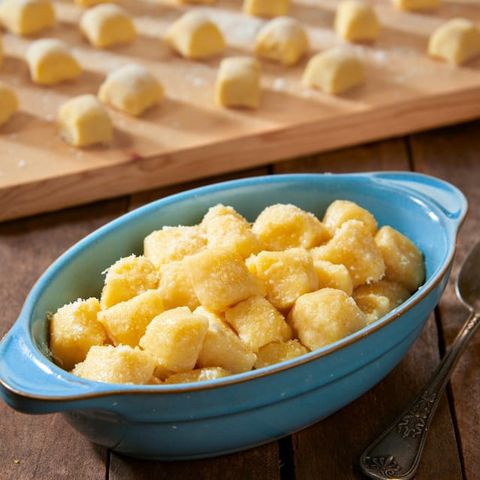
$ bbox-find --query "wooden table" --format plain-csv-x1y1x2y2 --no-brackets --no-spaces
1,120,479,480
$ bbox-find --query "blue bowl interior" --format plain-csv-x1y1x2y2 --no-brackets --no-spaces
28,175,452,365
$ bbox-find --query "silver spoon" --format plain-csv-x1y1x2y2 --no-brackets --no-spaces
359,241,480,480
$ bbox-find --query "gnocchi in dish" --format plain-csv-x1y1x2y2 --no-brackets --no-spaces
49,200,425,385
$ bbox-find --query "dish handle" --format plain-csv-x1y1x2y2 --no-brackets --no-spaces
371,171,468,231
0,323,98,414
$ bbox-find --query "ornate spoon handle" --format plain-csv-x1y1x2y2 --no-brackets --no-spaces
360,311,480,480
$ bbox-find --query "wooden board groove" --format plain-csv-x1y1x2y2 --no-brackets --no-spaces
1,0,480,221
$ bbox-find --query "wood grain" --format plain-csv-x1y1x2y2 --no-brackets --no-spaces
274,140,464,479
110,444,280,480
0,199,127,480
2,0,480,221
410,121,480,480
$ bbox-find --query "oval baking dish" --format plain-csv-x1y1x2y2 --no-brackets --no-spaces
0,172,467,460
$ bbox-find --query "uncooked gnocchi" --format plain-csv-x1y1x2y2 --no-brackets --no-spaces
57,94,113,147
335,0,379,43
26,39,82,86
0,0,55,36
215,57,262,109
303,47,365,95
255,17,309,66
80,4,136,48
428,18,480,65
99,64,164,116
50,200,424,385
165,12,225,60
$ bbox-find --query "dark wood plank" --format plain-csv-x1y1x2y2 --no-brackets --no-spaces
109,167,281,480
275,138,410,174
110,444,280,480
410,120,480,480
274,140,463,479
128,167,271,211
0,199,128,480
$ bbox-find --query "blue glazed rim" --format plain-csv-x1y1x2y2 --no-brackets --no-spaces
0,172,468,401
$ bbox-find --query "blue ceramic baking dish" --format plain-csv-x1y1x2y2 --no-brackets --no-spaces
0,172,467,460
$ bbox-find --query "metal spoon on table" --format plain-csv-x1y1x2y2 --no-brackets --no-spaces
359,241,480,480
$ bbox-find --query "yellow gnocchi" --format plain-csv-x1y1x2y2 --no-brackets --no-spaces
50,298,106,370
255,17,309,66
202,206,263,258
165,11,225,60
225,296,292,352
139,307,208,373
26,39,81,86
184,248,265,312
353,279,410,323
323,199,377,236
0,0,55,36
311,220,385,287
80,4,136,49
195,307,257,373
51,201,424,385
100,255,158,309
98,64,164,116
288,288,366,350
247,248,318,311
375,226,425,292
98,289,164,347
255,339,309,369
158,260,200,311
73,345,156,384
312,259,353,295
253,204,330,251
144,226,206,268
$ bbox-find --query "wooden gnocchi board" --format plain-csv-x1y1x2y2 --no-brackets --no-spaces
1,0,480,221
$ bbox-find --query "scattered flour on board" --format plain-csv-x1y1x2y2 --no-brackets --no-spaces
202,8,263,46
191,77,206,87
272,78,286,91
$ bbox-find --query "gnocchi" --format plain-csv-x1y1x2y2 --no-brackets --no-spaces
303,48,365,95
165,12,225,60
215,57,262,109
50,200,424,386
57,94,113,148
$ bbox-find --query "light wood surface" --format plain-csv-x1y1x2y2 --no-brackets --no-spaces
1,0,480,221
